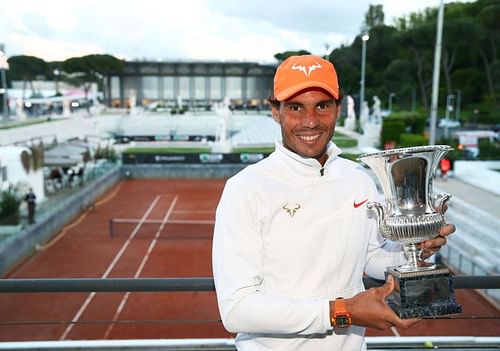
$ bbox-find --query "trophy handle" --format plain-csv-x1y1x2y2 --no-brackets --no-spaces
367,201,385,230
432,193,451,214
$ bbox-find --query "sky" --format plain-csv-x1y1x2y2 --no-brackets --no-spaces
0,0,472,64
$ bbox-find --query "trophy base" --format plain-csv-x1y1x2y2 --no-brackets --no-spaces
386,265,462,319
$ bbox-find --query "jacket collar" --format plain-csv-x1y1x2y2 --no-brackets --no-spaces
273,141,342,179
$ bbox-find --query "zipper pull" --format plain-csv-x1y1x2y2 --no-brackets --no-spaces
320,168,325,176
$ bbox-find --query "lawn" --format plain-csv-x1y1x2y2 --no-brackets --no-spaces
122,131,357,155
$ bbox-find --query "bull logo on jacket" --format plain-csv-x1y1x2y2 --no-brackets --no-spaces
282,203,301,218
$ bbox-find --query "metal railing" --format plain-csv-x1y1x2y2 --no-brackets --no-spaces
1,276,499,293
442,244,500,303
0,277,499,350
0,336,499,350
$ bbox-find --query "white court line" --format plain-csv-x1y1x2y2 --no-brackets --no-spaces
60,195,162,340
103,196,179,338
112,218,214,225
141,219,214,224
390,326,400,337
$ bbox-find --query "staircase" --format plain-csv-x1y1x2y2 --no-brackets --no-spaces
436,188,500,305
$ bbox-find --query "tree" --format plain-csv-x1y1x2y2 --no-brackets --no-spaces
363,4,385,31
273,50,311,62
363,25,399,98
397,23,435,112
330,45,359,94
441,18,481,95
383,59,414,108
61,54,124,102
474,1,500,101
7,55,48,98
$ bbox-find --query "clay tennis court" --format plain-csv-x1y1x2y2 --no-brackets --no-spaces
0,178,498,341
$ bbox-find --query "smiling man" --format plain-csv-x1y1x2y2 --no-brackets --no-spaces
269,56,339,167
212,55,455,351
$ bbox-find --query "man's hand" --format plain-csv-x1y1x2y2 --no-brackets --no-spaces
419,223,456,259
344,275,419,330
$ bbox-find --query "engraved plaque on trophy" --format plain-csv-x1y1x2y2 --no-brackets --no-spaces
358,145,462,318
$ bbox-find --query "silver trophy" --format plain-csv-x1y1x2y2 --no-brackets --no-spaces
358,145,461,318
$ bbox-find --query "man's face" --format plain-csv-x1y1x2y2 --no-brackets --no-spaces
271,89,340,165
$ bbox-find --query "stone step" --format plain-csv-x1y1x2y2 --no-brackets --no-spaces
444,230,500,274
446,210,500,249
446,195,500,231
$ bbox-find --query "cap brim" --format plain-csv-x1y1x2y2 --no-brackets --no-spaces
276,81,339,101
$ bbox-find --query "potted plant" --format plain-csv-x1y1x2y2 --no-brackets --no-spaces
0,186,22,226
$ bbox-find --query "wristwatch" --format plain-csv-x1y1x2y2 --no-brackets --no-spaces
331,297,352,328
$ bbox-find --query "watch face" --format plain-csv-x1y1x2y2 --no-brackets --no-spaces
335,315,351,328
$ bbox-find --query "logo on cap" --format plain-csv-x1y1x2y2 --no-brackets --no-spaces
274,55,339,101
291,62,322,77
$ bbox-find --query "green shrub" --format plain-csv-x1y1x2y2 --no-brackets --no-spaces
381,119,406,146
478,139,500,160
382,111,428,148
0,186,22,225
399,133,428,147
387,111,426,134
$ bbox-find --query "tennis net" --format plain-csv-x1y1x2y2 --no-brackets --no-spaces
108,218,215,240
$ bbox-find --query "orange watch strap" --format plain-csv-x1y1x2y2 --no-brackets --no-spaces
331,297,352,328
335,297,347,313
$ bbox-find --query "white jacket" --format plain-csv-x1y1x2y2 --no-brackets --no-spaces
212,141,405,351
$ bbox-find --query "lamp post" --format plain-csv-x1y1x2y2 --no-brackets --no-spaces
444,93,455,139
0,44,8,121
53,69,61,95
359,32,369,128
324,43,331,59
388,92,396,113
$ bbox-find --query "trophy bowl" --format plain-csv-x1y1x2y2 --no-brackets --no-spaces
358,145,462,318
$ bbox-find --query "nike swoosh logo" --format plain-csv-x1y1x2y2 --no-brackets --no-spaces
353,199,368,208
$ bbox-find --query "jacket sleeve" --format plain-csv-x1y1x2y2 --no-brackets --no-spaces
212,177,332,335
364,181,406,280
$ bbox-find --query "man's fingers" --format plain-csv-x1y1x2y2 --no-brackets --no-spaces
439,223,456,236
381,275,395,298
393,317,420,330
424,235,446,249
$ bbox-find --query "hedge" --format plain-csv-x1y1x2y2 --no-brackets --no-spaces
399,133,428,147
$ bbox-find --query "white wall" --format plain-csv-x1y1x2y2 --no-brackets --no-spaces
0,146,45,201
454,161,500,196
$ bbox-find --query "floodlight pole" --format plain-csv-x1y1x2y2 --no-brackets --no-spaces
359,32,369,128
429,0,445,144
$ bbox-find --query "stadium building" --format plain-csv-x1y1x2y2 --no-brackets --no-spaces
105,60,277,110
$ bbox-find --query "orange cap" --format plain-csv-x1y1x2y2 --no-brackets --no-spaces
274,55,339,101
